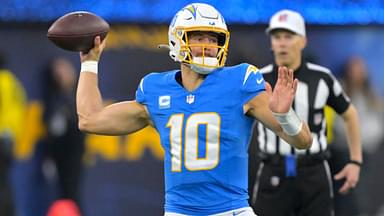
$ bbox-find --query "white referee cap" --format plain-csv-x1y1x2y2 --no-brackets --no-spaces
266,9,306,37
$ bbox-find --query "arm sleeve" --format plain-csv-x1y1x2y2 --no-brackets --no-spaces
241,64,266,105
326,74,350,114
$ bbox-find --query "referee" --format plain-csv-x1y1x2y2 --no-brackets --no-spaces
250,10,362,216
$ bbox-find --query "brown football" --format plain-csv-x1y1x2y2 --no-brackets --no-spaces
47,11,110,52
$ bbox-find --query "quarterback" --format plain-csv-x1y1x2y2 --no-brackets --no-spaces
76,3,312,216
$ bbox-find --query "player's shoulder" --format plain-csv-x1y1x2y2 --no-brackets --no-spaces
218,63,261,83
220,63,260,76
141,70,176,81
222,63,258,71
139,70,177,93
305,62,336,81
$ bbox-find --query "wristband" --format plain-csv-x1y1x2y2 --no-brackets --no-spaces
349,160,362,167
81,61,98,74
273,108,303,136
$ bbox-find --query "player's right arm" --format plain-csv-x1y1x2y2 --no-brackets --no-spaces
77,36,151,135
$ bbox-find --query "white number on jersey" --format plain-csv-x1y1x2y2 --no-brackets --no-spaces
167,113,220,171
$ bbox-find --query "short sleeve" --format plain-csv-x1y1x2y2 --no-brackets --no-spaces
241,64,266,104
326,74,350,114
135,77,146,104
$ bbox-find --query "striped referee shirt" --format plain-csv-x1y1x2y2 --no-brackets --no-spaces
257,62,350,155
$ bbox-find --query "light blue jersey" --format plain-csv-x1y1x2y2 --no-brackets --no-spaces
136,63,265,215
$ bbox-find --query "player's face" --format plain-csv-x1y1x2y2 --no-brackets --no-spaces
270,30,306,68
188,32,219,58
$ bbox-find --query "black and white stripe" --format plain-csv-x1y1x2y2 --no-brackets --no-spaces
257,62,350,155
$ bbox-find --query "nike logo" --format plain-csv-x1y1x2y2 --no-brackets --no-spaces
256,78,263,84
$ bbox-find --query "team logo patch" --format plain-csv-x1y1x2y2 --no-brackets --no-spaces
159,95,171,109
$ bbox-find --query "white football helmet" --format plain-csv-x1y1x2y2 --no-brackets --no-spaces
168,3,230,74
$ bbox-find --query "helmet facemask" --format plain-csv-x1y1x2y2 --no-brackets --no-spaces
175,28,229,74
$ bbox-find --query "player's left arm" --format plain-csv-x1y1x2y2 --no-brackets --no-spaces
334,104,362,194
244,66,312,149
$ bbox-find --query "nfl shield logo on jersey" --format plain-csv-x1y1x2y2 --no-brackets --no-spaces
159,95,171,109
186,94,195,104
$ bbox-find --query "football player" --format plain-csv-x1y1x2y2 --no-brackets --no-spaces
76,3,312,216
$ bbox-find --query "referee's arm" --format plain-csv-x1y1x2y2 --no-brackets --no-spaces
341,104,362,163
334,103,362,194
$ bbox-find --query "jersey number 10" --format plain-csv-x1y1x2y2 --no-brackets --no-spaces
167,113,220,172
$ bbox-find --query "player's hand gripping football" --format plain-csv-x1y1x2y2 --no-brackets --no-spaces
80,36,106,63
266,66,298,114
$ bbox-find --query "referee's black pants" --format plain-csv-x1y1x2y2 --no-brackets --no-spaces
250,155,334,216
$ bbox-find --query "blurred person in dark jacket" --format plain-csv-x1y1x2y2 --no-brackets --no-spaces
0,53,27,216
42,57,85,210
331,56,384,216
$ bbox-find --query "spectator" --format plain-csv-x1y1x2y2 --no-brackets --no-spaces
42,57,85,211
0,53,27,216
331,56,384,216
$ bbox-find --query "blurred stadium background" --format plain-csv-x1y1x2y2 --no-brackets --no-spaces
1,0,384,216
